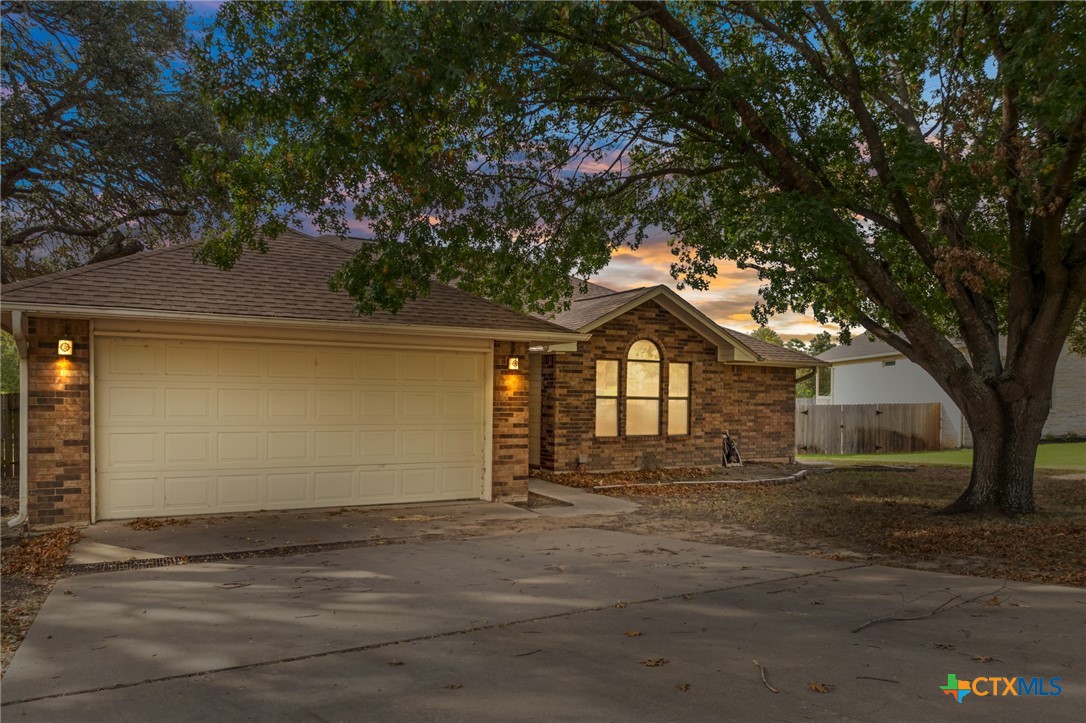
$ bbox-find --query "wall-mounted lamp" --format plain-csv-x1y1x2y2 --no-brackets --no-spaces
507,356,520,371
57,338,74,356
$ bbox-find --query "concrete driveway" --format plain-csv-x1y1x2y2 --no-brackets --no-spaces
2,514,1083,721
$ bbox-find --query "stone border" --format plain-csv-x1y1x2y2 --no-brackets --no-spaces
592,468,812,490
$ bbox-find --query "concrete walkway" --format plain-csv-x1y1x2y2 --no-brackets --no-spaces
4,527,1083,721
528,478,641,517
69,485,636,566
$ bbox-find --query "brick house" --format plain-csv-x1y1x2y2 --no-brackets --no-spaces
1,232,817,529
528,282,818,472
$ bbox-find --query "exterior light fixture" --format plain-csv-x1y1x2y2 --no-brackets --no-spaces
507,356,520,371
57,338,74,356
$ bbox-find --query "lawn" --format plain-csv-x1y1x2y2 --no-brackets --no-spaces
798,441,1086,470
582,466,1086,588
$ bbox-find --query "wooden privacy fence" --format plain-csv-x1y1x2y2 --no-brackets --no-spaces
1,393,17,479
795,400,941,455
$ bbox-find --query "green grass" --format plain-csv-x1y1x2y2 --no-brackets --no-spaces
798,441,1086,471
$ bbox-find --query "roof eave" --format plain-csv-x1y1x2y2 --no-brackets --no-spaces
0,302,589,344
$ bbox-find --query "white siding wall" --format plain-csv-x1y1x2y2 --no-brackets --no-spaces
829,359,963,448
829,345,1086,449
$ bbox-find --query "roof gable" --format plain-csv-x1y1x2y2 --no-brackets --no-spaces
542,281,822,366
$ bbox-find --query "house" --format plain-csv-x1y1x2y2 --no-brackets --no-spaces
528,281,819,472
0,231,818,529
816,336,1086,448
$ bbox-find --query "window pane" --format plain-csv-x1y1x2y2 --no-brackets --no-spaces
595,360,618,397
626,399,660,435
595,398,618,437
628,340,660,360
669,363,689,398
668,399,689,435
627,361,660,397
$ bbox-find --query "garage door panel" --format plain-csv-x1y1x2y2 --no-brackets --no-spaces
442,466,477,494
96,337,486,519
164,474,211,510
218,389,262,419
103,475,159,514
268,349,309,378
359,430,397,462
314,350,354,379
359,470,397,499
217,431,261,463
402,468,437,496
164,388,210,418
106,432,157,466
164,432,209,464
105,386,158,420
402,353,438,381
267,431,308,461
218,347,263,377
267,473,309,504
442,391,480,420
315,390,354,421
360,390,397,422
314,430,354,462
403,391,437,419
314,471,354,503
165,344,212,376
107,342,158,375
268,389,309,419
442,354,481,383
217,474,261,507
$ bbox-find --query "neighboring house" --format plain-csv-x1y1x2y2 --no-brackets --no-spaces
529,281,819,472
0,231,820,528
817,336,1086,448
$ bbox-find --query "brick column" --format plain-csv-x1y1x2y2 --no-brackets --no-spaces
491,340,530,502
26,317,92,528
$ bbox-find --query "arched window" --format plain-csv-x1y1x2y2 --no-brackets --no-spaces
626,340,660,435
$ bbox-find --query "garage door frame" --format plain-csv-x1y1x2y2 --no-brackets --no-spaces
90,330,495,521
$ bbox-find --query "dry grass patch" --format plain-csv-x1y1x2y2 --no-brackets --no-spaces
593,467,1086,587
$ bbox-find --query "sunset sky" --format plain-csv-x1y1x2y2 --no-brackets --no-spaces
591,233,833,341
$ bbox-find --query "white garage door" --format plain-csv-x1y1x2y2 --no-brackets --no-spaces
95,337,487,520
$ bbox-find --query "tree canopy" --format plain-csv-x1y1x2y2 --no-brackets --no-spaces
1,0,232,282
200,1,1086,513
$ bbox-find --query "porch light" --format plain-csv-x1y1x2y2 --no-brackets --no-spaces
57,338,73,356
507,356,520,371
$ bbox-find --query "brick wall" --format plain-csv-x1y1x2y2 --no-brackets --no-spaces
491,340,530,502
539,300,796,472
26,317,92,528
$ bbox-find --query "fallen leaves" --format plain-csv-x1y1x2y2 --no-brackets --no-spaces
972,655,994,663
640,658,669,667
1,527,81,577
625,631,642,637
808,681,835,694
581,467,1086,588
676,683,691,692
934,643,956,651
126,517,190,531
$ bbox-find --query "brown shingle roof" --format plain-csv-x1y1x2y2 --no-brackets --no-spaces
1,230,580,339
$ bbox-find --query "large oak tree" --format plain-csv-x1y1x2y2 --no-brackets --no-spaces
1,1,231,281
198,1,1086,514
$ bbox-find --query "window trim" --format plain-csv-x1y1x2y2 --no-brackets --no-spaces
594,358,620,437
625,340,661,437
667,362,690,436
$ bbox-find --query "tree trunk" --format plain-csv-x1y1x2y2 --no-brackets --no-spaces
944,389,1051,516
